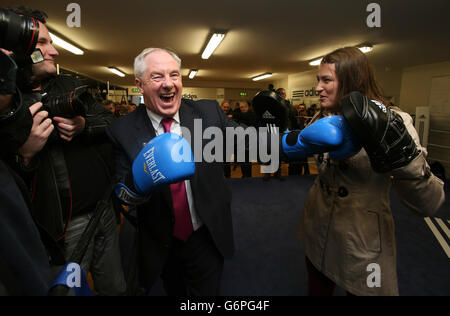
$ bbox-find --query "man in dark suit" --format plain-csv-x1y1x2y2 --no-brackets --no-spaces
107,48,242,295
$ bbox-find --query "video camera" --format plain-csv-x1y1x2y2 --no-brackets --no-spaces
0,8,86,119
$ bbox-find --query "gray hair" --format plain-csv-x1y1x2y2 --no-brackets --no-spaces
134,47,182,79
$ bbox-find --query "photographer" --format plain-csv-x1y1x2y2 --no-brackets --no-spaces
3,7,126,295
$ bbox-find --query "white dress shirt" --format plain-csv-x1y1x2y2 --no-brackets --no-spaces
146,108,203,231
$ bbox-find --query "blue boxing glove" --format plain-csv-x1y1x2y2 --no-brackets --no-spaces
282,115,361,160
326,115,361,160
115,133,195,205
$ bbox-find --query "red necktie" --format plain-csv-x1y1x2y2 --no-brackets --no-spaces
161,117,194,242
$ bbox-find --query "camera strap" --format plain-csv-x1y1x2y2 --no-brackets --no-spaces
68,181,116,265
48,144,72,241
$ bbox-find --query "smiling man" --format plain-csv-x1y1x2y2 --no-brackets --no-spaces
135,49,183,117
107,47,248,296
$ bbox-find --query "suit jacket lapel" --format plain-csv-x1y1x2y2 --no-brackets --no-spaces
132,105,156,151
179,100,200,193
179,100,195,149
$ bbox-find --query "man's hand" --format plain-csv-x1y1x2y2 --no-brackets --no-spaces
18,102,54,165
53,116,86,142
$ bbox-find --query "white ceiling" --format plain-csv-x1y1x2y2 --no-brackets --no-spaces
3,0,450,88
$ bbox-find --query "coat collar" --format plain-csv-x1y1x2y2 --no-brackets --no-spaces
134,100,198,138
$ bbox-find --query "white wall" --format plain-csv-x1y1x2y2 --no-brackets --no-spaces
399,61,450,174
399,61,450,114
373,65,402,107
272,78,289,93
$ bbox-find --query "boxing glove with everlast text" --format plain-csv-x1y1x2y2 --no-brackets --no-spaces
115,132,195,205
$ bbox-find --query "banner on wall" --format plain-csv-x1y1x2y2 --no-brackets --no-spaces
292,87,320,105
182,92,198,100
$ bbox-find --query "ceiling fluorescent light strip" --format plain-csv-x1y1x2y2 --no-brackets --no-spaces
108,67,125,77
358,45,373,53
201,32,226,59
189,69,198,79
49,32,84,55
252,73,272,81
309,58,323,66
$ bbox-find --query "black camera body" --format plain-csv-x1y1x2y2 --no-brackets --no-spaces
23,86,87,119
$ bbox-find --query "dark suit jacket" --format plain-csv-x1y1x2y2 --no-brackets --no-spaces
107,99,240,287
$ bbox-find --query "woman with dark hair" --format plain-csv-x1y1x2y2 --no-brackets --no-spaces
297,47,444,296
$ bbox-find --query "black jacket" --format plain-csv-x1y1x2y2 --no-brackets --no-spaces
284,99,300,130
14,75,116,246
233,110,258,127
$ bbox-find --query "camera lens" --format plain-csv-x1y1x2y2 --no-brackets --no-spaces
0,8,39,56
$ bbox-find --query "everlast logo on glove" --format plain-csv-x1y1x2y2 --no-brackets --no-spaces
142,146,167,184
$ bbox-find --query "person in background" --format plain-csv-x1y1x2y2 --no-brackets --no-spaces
295,104,310,175
276,88,301,177
221,100,233,177
102,100,115,114
128,103,137,113
233,101,257,178
118,104,131,116
221,100,233,118
232,101,241,116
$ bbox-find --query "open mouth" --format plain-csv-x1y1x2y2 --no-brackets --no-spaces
160,93,175,103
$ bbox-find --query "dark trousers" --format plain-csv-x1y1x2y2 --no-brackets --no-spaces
289,159,310,175
223,163,231,178
299,158,310,175
240,162,252,177
288,162,300,175
305,257,355,296
161,226,224,296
